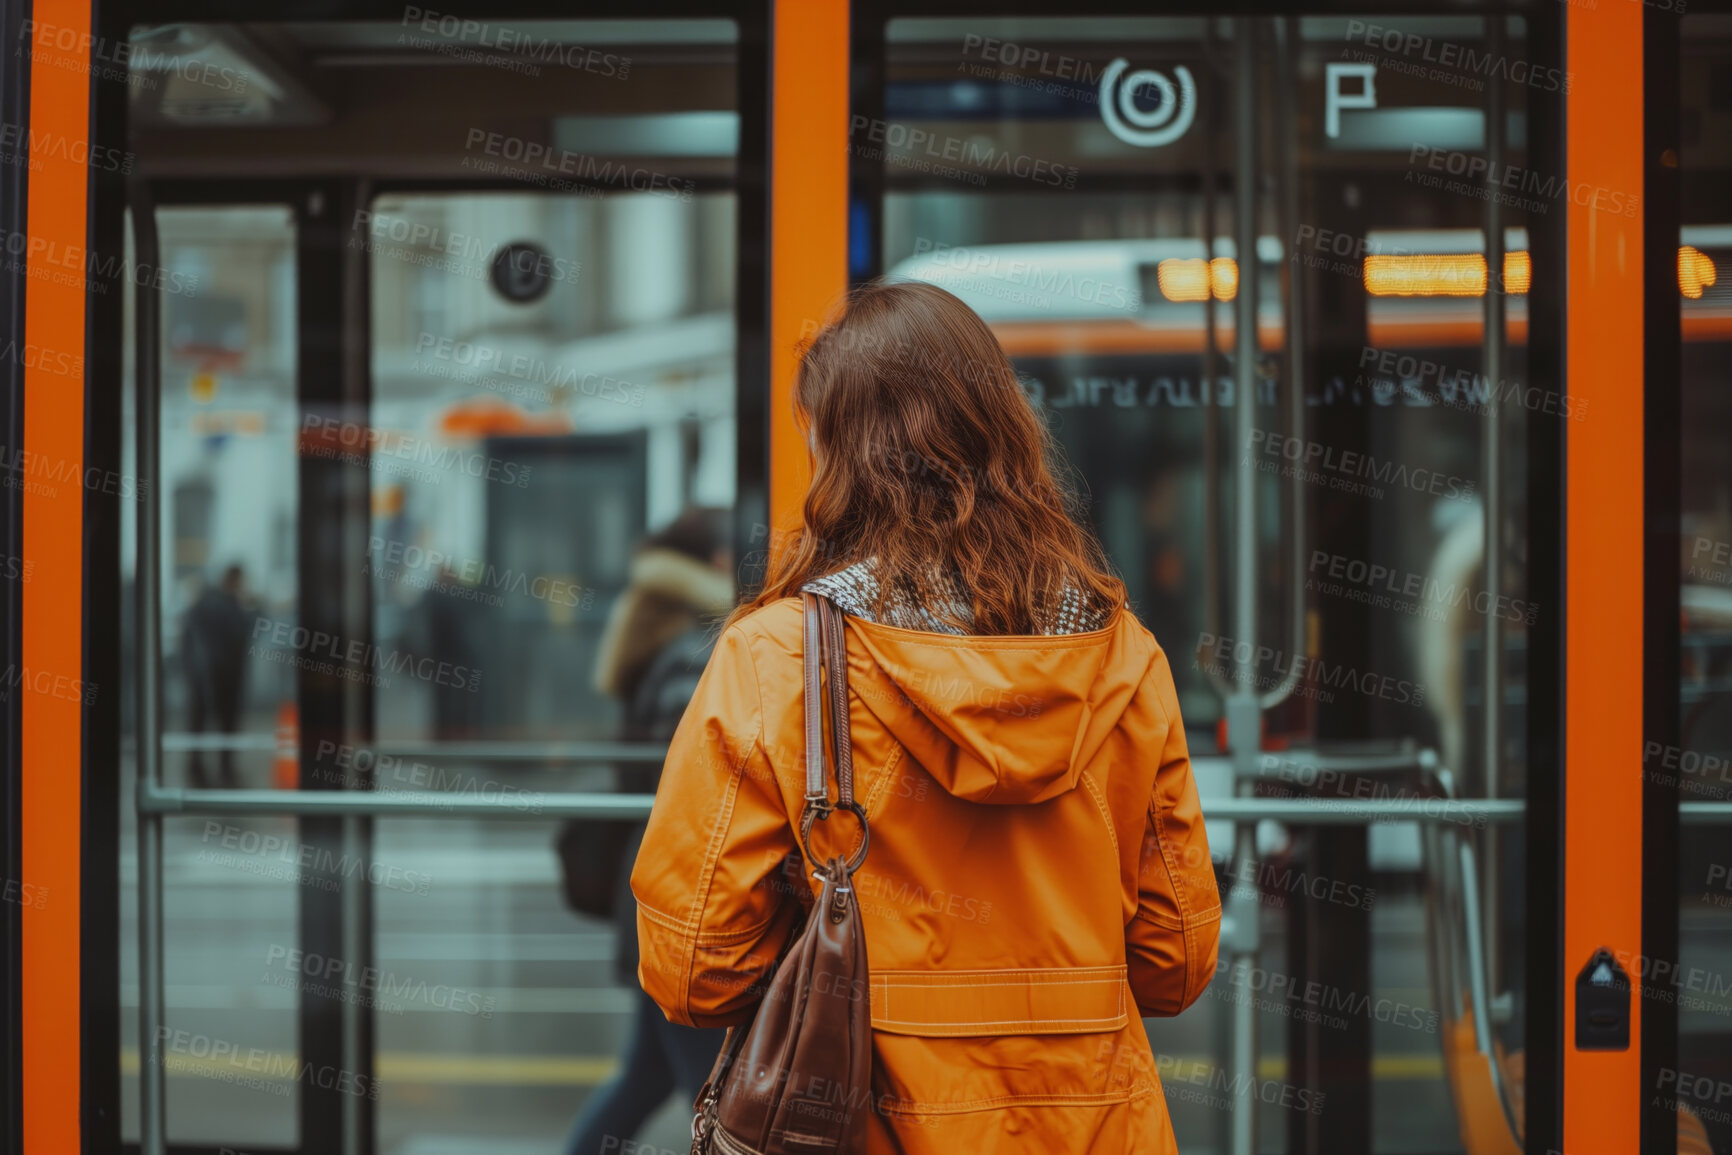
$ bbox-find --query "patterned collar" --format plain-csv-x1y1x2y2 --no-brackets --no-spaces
800,559,1113,636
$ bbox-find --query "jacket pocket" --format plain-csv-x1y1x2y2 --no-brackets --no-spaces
866,966,1154,1119
870,1027,1158,1121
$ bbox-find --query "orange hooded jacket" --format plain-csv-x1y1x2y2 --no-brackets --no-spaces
631,596,1220,1153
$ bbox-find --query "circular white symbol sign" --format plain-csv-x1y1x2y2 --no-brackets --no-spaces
1099,59,1197,149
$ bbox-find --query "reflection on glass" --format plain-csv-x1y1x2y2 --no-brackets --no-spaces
879,15,1533,1152
363,186,738,1149
356,26,740,1155
366,190,736,745
1675,17,1732,1155
121,205,302,1145
157,206,299,789
122,15,743,1154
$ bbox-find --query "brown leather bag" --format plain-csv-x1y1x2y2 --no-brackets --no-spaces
690,593,873,1155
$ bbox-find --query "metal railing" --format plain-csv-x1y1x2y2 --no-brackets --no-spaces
131,175,168,1155
166,781,1732,823
159,732,672,762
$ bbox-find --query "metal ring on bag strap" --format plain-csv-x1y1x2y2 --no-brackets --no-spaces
798,799,869,876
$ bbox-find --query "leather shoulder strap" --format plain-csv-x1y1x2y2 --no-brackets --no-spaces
818,596,855,807
801,593,826,806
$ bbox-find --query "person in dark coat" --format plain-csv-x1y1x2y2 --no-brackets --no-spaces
562,508,733,1155
422,565,484,740
181,564,253,789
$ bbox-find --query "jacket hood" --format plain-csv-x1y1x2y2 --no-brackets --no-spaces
843,609,1156,805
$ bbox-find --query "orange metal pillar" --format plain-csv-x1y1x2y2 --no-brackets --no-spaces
1564,0,1644,1150
768,0,849,535
22,0,92,1151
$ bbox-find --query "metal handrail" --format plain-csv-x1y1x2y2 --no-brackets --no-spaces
157,733,673,762
1207,796,1522,825
135,782,1732,823
126,786,1542,824
1254,745,1436,778
1197,17,1232,706
1259,13,1309,712
139,783,654,819
130,175,168,1155
1226,27,1263,1155
134,785,1732,823
1480,11,1511,1030
1455,830,1521,1139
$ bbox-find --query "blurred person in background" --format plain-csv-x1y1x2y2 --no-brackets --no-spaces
181,563,253,789
404,563,485,740
560,506,734,1155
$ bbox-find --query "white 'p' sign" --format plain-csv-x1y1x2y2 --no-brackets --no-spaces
1325,63,1379,139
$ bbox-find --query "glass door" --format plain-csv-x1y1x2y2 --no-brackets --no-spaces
360,176,739,1150
120,199,304,1151
854,12,1555,1152
116,12,761,1155
1668,14,1732,1154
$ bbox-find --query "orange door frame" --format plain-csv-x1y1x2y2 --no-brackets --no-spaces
22,0,92,1152
767,0,849,537
1564,0,1645,1150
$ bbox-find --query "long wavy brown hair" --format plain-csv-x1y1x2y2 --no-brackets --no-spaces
732,279,1125,635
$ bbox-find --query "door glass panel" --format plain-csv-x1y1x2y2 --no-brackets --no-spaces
875,15,1538,1151
355,23,741,1154
120,204,303,1147
120,16,743,1155
365,179,738,1148
1674,17,1732,1154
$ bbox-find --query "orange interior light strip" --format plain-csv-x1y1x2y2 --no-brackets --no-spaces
1363,251,1532,297
1155,257,1238,302
1362,247,1708,298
